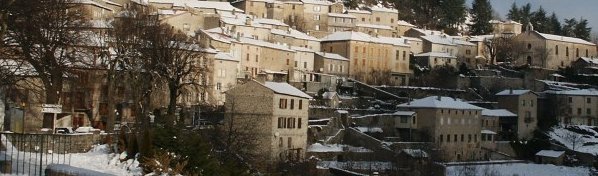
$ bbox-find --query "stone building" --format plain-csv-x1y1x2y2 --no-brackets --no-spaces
490,20,522,35
320,31,411,85
512,27,597,69
481,109,517,140
301,0,332,37
397,96,485,161
544,89,598,126
327,13,356,33
495,89,538,139
224,80,312,170
314,52,350,77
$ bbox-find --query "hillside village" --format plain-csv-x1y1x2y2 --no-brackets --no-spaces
1,0,598,175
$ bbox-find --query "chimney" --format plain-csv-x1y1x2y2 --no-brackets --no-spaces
287,28,292,34
245,17,252,25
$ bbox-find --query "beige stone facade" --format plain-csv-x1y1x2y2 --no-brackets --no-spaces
496,90,538,139
313,52,349,77
397,96,485,161
512,30,597,69
320,31,411,85
545,89,598,126
224,80,311,170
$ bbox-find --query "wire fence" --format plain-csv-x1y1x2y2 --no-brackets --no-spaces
0,133,75,175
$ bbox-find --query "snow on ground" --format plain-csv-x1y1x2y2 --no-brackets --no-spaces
446,163,590,176
307,143,373,153
548,125,598,155
317,161,393,170
1,134,142,175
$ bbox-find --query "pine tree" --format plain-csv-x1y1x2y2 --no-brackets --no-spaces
507,2,520,21
548,13,562,35
574,18,592,41
439,0,466,32
562,18,578,37
531,6,549,33
520,3,533,29
469,0,493,35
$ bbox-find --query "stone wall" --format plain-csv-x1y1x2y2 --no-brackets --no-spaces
343,128,396,161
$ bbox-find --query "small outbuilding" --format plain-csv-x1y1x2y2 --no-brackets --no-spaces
535,150,565,165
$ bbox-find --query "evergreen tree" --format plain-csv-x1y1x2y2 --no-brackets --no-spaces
520,3,533,28
574,18,592,41
548,12,562,35
469,0,493,35
439,0,467,32
562,18,578,37
507,2,520,21
531,6,549,33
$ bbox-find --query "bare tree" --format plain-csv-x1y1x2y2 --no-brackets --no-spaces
141,22,208,127
3,0,90,105
565,132,583,151
484,35,515,65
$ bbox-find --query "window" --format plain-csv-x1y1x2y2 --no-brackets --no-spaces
299,100,303,109
447,135,450,142
216,83,221,90
402,51,406,60
586,49,589,57
400,116,408,123
454,134,457,142
278,117,284,128
298,118,302,128
279,137,283,147
183,23,190,31
578,108,582,115
375,17,380,22
290,99,295,109
304,62,307,68
566,47,569,56
587,108,592,115
439,135,443,143
279,99,288,109
391,18,394,23
527,43,532,50
313,6,321,12
286,59,290,65
569,97,573,103
576,48,579,57
461,134,464,142
555,45,559,55
412,116,416,124
246,54,249,61
255,55,258,62
531,100,534,107
287,118,293,128
314,15,320,20
315,25,320,30
466,50,471,55
294,61,298,67
361,17,365,22
588,98,592,103
522,100,526,106
288,137,292,148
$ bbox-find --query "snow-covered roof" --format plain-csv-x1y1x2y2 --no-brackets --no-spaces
89,20,113,29
355,127,383,133
301,0,331,5
321,31,409,47
397,96,484,110
449,37,476,46
482,109,517,117
253,18,289,27
315,52,349,61
578,57,598,65
535,31,596,46
393,111,415,116
370,6,398,13
263,81,312,99
346,9,371,14
496,89,532,96
410,28,446,36
401,149,428,158
397,20,415,27
215,52,238,62
270,28,320,41
413,52,456,58
149,0,243,12
307,143,372,153
356,23,393,30
481,129,497,134
200,28,234,44
290,46,314,53
73,0,114,11
545,89,598,96
322,91,338,99
536,150,565,158
421,35,457,45
261,69,287,74
239,37,295,52
328,13,356,18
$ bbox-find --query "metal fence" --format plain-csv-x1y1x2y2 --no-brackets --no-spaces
0,133,74,175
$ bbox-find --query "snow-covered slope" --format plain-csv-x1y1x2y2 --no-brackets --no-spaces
446,163,590,176
549,125,598,155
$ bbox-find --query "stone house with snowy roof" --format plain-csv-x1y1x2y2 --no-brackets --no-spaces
320,31,411,85
490,20,522,35
300,0,332,37
224,80,311,170
544,89,598,126
327,13,356,33
572,57,598,74
512,28,597,69
313,52,349,78
535,150,565,165
481,109,517,140
495,89,538,139
397,96,485,161
289,46,316,82
211,52,240,105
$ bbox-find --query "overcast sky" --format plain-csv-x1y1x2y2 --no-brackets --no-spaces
465,0,598,36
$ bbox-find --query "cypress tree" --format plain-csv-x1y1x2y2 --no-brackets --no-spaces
548,13,562,35
574,18,592,41
507,2,520,22
469,0,493,35
531,6,549,33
